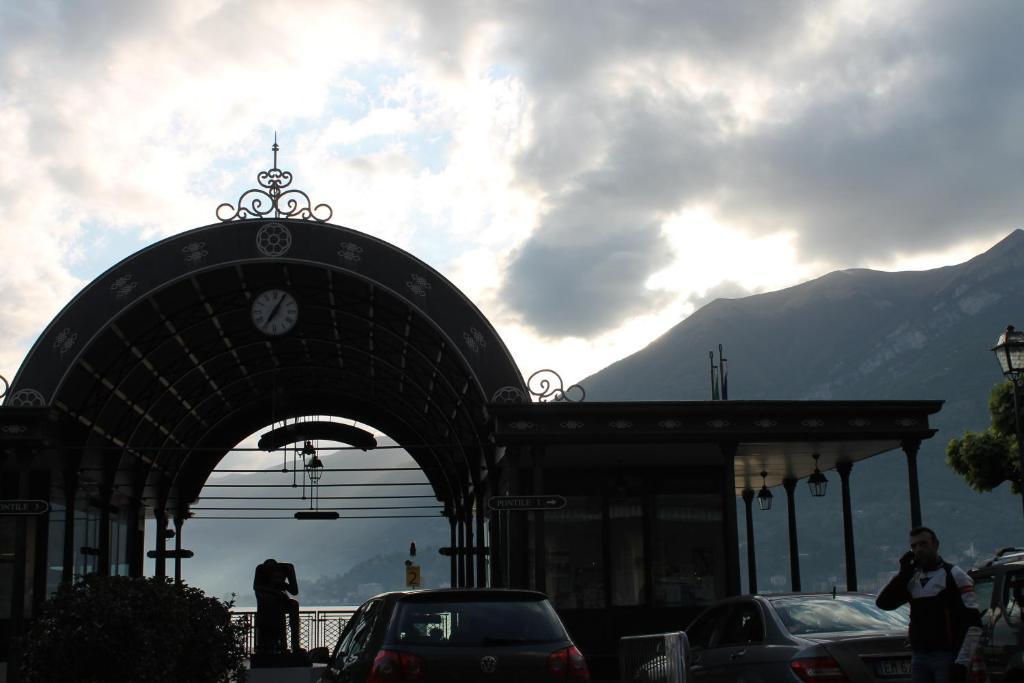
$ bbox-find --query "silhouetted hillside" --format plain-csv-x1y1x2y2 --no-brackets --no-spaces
584,230,1024,591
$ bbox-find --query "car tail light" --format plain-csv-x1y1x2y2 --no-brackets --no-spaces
790,656,850,682
547,645,590,680
367,649,425,683
968,649,988,683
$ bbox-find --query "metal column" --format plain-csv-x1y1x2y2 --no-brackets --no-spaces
837,461,857,591
741,489,757,594
783,478,801,592
902,439,922,528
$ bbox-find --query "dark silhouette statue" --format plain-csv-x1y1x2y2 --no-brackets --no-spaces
253,558,301,653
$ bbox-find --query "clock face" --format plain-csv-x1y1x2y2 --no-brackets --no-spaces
251,289,299,336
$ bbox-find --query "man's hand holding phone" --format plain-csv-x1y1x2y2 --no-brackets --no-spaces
899,551,917,573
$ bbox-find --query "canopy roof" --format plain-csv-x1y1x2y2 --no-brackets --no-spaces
7,218,525,513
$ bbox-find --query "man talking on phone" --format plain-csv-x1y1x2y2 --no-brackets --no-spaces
876,527,982,683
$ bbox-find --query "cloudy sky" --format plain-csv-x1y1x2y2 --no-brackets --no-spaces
2,0,1022,389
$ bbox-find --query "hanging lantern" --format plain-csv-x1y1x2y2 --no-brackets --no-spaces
807,453,828,497
306,454,324,485
757,471,773,511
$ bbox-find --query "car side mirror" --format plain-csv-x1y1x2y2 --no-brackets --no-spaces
309,646,330,664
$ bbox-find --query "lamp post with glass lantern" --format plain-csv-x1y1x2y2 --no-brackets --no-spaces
992,324,1024,519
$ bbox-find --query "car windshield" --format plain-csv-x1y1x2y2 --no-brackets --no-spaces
769,595,909,635
390,597,567,647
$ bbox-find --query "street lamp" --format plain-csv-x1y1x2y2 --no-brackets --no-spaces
993,325,1024,517
757,471,774,511
807,453,828,498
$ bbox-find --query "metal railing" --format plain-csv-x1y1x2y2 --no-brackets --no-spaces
231,608,357,655
619,631,689,683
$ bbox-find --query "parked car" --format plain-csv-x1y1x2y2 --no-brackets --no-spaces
320,588,590,682
682,592,911,682
971,547,1024,682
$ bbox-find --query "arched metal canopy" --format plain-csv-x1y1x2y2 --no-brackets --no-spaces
7,218,526,515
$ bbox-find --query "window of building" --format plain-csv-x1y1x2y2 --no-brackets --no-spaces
545,496,605,609
74,490,100,578
46,492,66,595
651,494,724,606
609,497,644,606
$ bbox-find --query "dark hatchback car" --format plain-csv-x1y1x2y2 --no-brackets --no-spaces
321,588,590,682
683,592,911,682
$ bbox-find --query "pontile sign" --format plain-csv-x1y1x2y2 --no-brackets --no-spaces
487,495,567,512
0,500,49,516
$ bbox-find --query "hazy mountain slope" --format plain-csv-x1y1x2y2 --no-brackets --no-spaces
583,230,1024,591
171,442,451,604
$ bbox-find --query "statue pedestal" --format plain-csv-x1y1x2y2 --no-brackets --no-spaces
248,664,325,682
249,653,324,682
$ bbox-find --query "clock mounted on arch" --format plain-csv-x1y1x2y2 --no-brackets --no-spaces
251,289,299,336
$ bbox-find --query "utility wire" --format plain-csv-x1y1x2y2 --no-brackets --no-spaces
83,466,428,473
191,505,443,511
57,443,481,452
198,482,432,488
189,514,442,520
196,495,438,500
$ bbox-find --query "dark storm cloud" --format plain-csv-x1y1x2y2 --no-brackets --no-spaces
726,2,1024,261
408,1,1024,338
503,91,728,336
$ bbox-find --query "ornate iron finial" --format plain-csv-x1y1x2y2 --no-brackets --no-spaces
527,369,585,402
216,136,333,222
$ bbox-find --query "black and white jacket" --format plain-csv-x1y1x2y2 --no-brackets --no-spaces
876,559,982,664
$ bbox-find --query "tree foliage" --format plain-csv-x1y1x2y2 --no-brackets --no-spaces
20,576,248,682
946,380,1023,494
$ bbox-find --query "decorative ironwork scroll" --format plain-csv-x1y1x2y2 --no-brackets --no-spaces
0,374,7,401
217,135,333,222
527,369,585,403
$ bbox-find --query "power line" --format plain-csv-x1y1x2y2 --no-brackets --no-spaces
191,505,443,511
189,514,443,520
58,443,482,452
84,466,427,473
198,482,432,488
196,495,438,500
210,467,424,473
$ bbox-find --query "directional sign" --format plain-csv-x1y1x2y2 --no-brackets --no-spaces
405,563,421,588
294,511,340,520
147,549,194,559
0,499,49,516
488,495,566,512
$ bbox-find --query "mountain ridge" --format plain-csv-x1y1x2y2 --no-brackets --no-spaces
582,229,1024,591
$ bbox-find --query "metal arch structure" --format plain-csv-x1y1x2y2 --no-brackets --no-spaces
6,217,526,560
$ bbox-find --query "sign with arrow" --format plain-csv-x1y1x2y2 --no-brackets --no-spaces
147,549,194,559
0,500,49,516
488,495,567,512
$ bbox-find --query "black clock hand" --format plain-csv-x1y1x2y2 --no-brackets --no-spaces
265,292,286,324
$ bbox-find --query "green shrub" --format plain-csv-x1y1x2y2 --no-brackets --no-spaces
20,575,247,682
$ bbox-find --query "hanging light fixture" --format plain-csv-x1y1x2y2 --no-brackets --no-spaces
757,471,773,511
807,453,828,497
306,455,324,485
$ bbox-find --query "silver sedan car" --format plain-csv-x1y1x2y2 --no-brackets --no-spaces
684,592,912,682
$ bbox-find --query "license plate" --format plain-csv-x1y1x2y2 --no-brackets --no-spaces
876,658,912,677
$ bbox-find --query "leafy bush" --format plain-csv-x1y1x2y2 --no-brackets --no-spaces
20,576,247,682
947,380,1022,494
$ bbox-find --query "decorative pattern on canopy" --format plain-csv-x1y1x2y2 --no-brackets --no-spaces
8,218,525,516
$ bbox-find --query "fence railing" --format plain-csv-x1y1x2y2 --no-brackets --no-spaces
618,631,689,683
231,608,357,655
